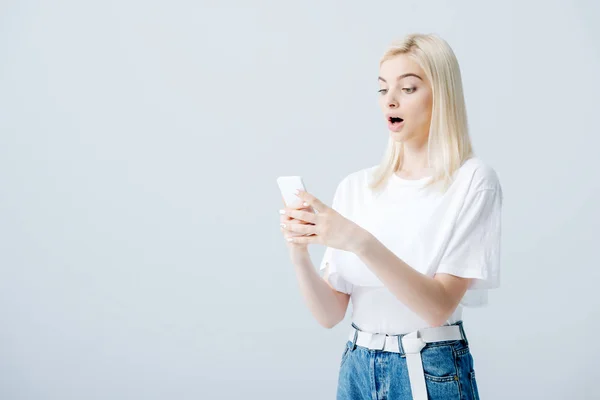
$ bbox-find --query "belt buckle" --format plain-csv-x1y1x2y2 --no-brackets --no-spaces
368,333,386,350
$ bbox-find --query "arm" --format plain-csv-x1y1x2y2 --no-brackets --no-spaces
290,249,350,329
354,232,472,327
286,181,502,326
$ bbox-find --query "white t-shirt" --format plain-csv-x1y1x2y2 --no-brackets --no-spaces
319,156,503,335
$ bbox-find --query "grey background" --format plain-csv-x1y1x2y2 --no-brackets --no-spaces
1,1,599,399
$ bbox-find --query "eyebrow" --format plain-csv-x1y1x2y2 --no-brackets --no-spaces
378,73,423,83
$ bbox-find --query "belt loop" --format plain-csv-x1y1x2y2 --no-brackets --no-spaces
397,332,406,356
457,320,469,345
350,322,360,351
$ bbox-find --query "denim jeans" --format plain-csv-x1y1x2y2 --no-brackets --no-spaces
336,321,480,400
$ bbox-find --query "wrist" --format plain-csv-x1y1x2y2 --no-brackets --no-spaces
289,246,310,261
353,229,375,257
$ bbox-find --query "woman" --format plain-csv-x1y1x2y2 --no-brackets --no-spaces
279,33,502,400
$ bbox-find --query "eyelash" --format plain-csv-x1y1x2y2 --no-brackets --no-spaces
378,87,416,95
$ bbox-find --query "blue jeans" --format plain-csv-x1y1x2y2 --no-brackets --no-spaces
337,321,480,400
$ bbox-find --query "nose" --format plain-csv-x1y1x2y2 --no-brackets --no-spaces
387,94,399,109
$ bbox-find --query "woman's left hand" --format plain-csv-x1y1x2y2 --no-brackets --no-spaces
280,190,369,253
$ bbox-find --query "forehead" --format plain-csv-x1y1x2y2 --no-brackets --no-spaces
379,54,426,82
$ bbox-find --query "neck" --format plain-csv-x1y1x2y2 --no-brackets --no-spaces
398,140,430,175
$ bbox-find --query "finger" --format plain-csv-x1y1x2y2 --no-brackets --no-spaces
290,200,312,210
285,209,317,224
286,234,318,245
280,207,298,222
280,214,294,223
281,229,312,238
280,216,315,228
280,220,312,231
280,224,313,238
281,221,316,236
280,213,295,223
285,205,312,212
295,190,328,213
280,226,305,237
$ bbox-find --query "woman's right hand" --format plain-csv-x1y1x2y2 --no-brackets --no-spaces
279,202,315,252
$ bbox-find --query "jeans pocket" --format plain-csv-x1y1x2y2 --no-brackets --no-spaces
421,343,458,379
469,370,480,400
424,377,460,400
340,344,351,368
420,343,461,399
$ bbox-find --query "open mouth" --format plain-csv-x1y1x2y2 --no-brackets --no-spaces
387,116,405,131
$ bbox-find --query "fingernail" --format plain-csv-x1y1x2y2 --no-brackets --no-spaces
279,209,285,214
287,238,294,242
280,223,286,228
303,202,309,207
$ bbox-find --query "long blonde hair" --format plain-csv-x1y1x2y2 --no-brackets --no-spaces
369,33,474,193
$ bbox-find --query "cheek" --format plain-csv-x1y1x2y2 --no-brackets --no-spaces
414,95,432,120
421,90,433,109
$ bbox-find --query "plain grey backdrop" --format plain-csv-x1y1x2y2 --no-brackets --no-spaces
1,1,599,399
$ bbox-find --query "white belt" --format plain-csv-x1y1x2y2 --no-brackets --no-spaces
348,324,464,400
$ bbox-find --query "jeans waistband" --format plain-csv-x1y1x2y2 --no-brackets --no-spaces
348,320,469,353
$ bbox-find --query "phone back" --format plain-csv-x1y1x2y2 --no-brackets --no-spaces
276,176,306,207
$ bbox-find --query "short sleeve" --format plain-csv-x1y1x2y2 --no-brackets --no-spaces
436,187,503,307
318,179,353,295
319,247,353,294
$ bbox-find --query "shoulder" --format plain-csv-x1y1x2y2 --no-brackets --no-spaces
328,165,377,208
335,164,378,192
456,157,502,192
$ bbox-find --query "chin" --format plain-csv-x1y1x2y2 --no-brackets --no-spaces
390,130,412,143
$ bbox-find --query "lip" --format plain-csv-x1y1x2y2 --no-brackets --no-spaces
387,119,405,132
386,113,405,132
385,113,404,120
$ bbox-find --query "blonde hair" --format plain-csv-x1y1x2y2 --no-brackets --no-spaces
369,33,474,193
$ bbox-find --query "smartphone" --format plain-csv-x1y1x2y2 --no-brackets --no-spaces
276,176,317,237
276,175,308,208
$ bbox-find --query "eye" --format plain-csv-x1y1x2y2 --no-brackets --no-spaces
378,89,388,95
403,87,417,94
